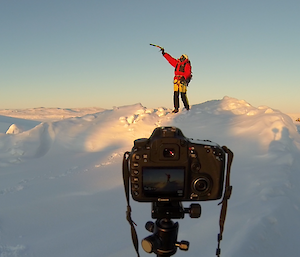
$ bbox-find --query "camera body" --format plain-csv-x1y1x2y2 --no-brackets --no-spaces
129,127,226,202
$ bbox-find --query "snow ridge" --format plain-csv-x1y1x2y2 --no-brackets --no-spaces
0,96,299,257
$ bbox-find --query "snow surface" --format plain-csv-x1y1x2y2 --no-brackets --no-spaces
0,96,299,257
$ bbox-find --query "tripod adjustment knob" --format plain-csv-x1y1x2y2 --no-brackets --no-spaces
142,237,154,253
142,235,161,253
176,240,190,251
188,204,201,218
145,221,155,232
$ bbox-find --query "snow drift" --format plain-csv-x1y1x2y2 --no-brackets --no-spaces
0,96,299,257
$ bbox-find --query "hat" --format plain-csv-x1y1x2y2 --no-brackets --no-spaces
179,54,189,61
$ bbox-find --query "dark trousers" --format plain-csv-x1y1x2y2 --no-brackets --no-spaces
174,91,189,110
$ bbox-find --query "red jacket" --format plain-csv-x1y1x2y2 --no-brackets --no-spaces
163,53,192,80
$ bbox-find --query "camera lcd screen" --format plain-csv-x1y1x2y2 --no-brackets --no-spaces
143,167,185,197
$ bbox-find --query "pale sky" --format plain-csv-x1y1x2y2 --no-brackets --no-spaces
1,0,299,113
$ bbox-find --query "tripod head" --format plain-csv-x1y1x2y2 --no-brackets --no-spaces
141,201,201,257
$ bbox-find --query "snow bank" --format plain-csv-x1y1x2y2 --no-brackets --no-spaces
0,107,106,122
0,96,299,257
6,124,24,134
0,115,40,134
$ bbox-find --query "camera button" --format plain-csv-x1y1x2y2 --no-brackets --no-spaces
133,163,139,167
133,170,139,175
135,154,141,160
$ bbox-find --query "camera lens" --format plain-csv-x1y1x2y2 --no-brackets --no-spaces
193,177,211,195
163,148,175,158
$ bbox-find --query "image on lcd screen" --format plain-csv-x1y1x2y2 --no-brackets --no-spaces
143,167,185,197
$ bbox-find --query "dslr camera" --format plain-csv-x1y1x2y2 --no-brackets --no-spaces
128,126,226,202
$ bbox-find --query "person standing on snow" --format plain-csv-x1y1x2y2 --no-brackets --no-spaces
161,48,192,113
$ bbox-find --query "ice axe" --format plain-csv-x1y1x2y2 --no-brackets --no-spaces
149,43,164,52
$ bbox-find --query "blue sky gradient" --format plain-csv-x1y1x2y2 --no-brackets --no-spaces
1,0,299,112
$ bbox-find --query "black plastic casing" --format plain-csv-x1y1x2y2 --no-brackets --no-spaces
129,127,226,202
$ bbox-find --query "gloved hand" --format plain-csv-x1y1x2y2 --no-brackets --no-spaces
161,48,165,55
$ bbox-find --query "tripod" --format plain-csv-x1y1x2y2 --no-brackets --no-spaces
141,201,201,257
